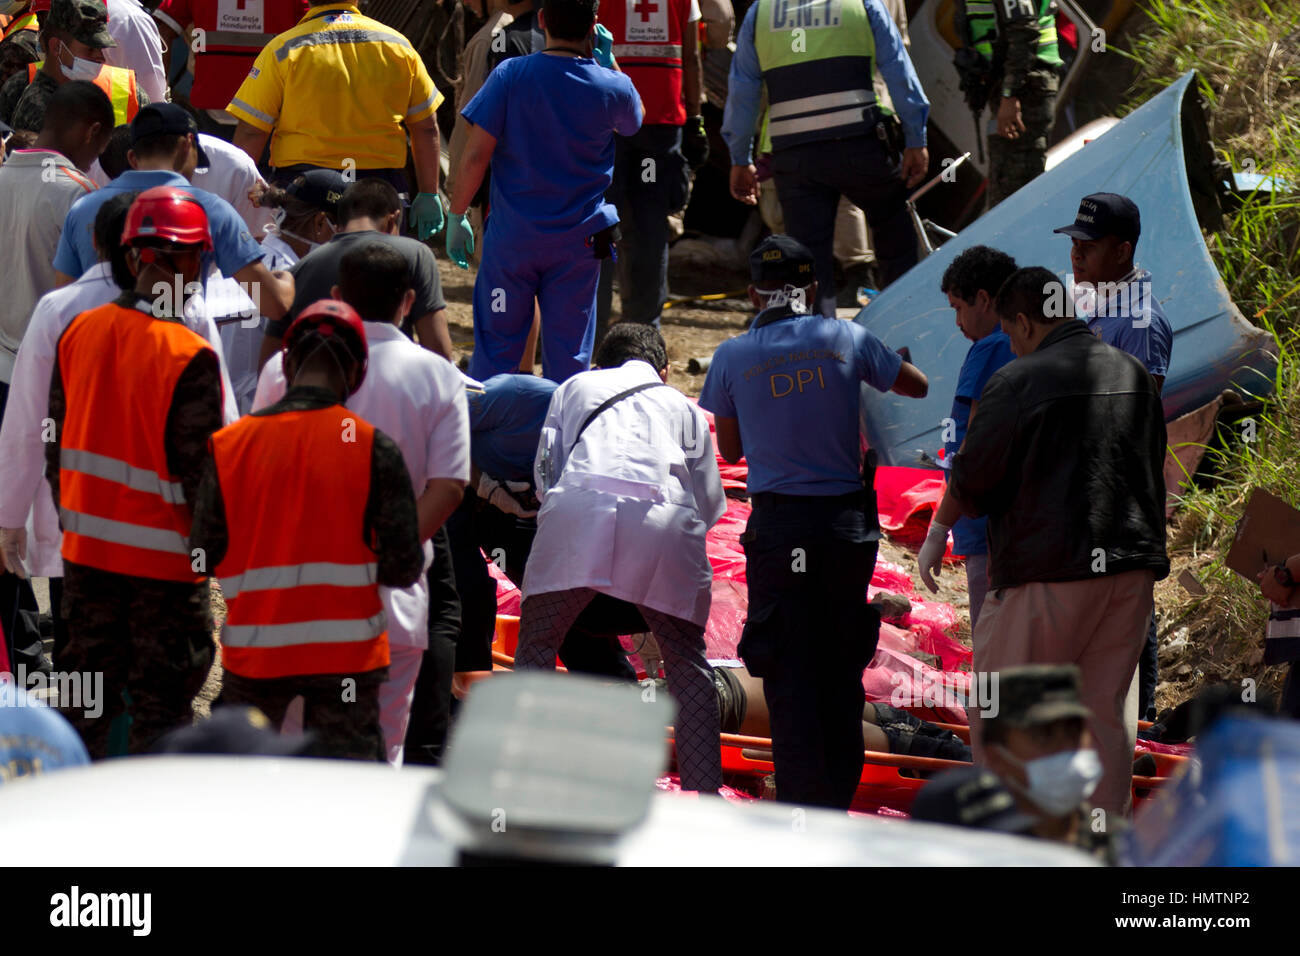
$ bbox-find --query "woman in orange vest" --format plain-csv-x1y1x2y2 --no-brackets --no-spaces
190,301,425,760
46,185,226,758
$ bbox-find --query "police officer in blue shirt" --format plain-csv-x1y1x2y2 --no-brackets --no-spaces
1055,192,1172,721
917,245,1018,631
699,234,928,809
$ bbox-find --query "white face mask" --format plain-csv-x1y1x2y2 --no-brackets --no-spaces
56,39,102,83
998,746,1102,817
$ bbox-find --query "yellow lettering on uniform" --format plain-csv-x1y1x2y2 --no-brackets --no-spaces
771,373,794,397
795,368,814,392
816,365,826,388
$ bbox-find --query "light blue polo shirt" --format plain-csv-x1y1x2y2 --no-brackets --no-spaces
467,373,558,483
1080,269,1173,378
699,307,902,495
52,169,264,280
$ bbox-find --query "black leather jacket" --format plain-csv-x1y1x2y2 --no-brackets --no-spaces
949,320,1170,591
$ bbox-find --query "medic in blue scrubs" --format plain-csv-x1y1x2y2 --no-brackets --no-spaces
445,0,643,383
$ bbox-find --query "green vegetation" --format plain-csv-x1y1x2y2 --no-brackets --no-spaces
1115,0,1300,703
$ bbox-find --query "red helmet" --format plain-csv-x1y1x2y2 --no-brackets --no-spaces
121,186,213,251
284,299,369,392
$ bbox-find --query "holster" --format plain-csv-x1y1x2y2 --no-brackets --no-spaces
874,111,904,164
587,223,622,260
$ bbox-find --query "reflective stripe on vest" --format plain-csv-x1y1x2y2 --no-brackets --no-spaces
57,304,211,582
962,0,1062,70
601,0,687,126
212,405,388,679
754,0,876,151
1,12,36,40
28,62,140,125
205,31,279,48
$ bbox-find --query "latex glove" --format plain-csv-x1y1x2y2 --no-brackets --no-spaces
592,24,615,69
682,115,709,169
477,473,539,518
409,191,446,240
0,526,28,579
446,212,475,269
917,519,951,594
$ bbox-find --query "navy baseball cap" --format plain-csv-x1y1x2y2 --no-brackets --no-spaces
1054,192,1141,244
750,234,816,284
910,767,1037,833
130,103,210,170
150,706,314,757
286,169,347,219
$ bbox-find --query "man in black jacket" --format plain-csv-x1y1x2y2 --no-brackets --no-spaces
948,266,1169,819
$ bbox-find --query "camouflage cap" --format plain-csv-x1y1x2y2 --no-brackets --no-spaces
996,664,1093,728
47,0,116,49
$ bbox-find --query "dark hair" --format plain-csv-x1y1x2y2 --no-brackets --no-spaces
338,241,410,323
99,124,134,179
40,79,113,137
541,0,598,41
106,191,141,289
130,131,188,160
940,245,1018,303
260,184,334,233
337,177,401,225
594,322,668,372
994,266,1067,326
982,715,1086,748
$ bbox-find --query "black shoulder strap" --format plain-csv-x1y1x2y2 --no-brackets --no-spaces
573,381,670,447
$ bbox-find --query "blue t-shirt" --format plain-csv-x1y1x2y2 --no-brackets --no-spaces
461,52,642,240
1,679,90,784
467,373,558,482
946,329,1015,555
53,169,264,280
1082,270,1173,378
699,308,903,495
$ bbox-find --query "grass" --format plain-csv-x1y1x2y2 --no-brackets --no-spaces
1109,0,1300,705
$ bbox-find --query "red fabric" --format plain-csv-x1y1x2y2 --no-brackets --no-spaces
874,465,947,547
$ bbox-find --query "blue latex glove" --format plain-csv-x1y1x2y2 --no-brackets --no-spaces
446,213,474,269
592,24,615,69
409,191,446,240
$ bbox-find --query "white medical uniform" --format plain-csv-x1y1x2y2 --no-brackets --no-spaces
106,0,170,106
527,360,726,627
253,322,470,765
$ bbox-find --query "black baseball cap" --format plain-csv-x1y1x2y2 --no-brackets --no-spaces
750,233,816,284
1053,192,1141,244
909,767,1037,833
130,102,210,169
287,168,346,219
150,706,314,757
996,664,1093,728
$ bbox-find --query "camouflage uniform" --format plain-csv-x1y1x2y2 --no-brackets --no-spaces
969,0,1062,207
189,386,426,763
45,296,225,758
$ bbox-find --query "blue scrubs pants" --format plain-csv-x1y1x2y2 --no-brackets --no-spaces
468,220,602,383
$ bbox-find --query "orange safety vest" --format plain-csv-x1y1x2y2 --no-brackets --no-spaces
211,405,389,680
601,0,688,126
28,61,140,125
1,12,37,40
57,303,215,583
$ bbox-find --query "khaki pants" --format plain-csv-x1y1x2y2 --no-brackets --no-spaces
967,569,1155,818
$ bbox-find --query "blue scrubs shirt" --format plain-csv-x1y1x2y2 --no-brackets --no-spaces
53,169,265,280
699,307,902,495
467,373,558,482
946,329,1015,555
461,52,642,241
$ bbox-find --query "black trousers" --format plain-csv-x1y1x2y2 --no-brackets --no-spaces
1138,610,1159,720
403,525,462,765
772,133,917,312
740,493,881,810
0,381,40,673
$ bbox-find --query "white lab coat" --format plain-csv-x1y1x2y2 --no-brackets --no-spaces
192,134,276,237
526,360,726,627
0,266,240,578
252,322,471,649
0,265,118,577
106,0,170,106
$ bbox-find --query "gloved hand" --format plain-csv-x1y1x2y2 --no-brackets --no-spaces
592,24,615,69
477,473,539,518
917,519,950,594
0,526,28,579
409,191,446,240
446,212,475,269
682,115,709,169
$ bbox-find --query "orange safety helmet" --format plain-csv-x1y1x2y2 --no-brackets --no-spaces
284,299,369,392
121,185,214,250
